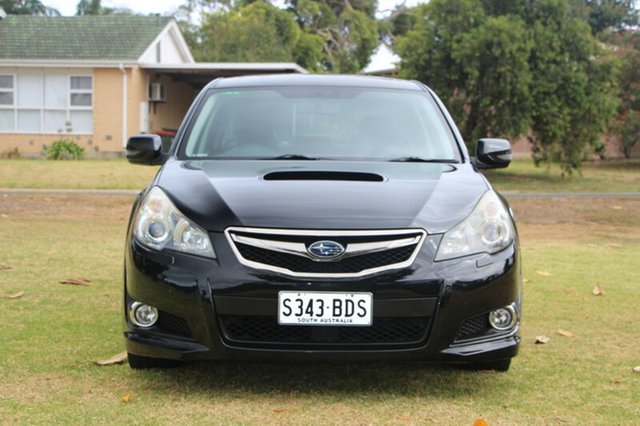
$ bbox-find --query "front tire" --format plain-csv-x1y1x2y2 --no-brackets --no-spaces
127,353,183,369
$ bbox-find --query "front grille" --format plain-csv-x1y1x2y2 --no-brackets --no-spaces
455,313,490,341
236,243,415,274
219,315,430,348
225,227,427,278
156,310,192,338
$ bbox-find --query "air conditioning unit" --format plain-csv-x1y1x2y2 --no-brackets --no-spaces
148,82,166,102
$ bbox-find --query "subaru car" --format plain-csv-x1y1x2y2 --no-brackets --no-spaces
124,74,521,371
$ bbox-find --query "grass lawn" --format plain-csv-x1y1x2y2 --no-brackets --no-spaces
0,158,158,190
1,157,639,193
1,194,639,424
484,159,640,193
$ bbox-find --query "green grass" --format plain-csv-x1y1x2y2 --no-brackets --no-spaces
1,194,639,424
485,159,640,193
1,158,639,193
0,158,158,190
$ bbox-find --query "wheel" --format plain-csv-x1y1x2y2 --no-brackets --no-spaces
462,359,511,372
127,353,183,369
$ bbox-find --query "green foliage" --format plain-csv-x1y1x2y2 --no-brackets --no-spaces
185,0,378,73
527,0,618,174
194,2,302,63
75,0,134,16
289,0,378,72
398,0,619,173
46,139,85,160
0,0,60,15
604,31,640,158
398,0,530,146
578,0,639,34
452,15,532,144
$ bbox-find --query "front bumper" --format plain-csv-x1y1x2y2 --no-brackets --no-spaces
124,232,521,364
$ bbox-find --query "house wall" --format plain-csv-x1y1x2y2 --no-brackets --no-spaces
0,67,94,155
138,25,192,64
147,74,195,133
92,67,124,154
0,66,153,156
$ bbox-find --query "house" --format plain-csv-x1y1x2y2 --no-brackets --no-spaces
362,44,401,77
0,14,306,156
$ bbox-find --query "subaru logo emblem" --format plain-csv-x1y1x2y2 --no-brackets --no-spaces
307,240,345,260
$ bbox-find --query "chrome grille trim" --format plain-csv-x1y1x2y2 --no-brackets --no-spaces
224,227,427,278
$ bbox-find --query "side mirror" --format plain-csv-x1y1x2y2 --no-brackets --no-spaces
474,138,512,169
126,134,166,165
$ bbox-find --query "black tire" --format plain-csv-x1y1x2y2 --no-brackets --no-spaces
462,359,511,372
127,353,183,369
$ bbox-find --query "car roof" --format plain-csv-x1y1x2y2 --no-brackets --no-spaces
209,74,425,91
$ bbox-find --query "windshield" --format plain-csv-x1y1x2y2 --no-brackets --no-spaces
181,86,460,161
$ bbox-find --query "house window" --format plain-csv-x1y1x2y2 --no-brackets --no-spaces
0,75,14,132
0,73,93,134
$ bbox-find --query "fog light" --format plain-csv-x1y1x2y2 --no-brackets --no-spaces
488,305,517,331
129,302,158,328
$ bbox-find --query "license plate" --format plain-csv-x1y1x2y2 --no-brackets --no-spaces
278,291,372,326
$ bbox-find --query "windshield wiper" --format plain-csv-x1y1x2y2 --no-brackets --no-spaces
389,157,457,163
268,154,320,160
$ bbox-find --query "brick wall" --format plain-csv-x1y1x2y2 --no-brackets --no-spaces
0,66,151,157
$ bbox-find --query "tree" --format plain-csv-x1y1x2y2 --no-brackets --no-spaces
194,2,305,63
0,0,59,15
605,31,640,158
577,0,639,34
288,0,378,73
75,0,134,15
397,0,531,146
397,0,619,173
76,0,101,15
527,0,618,172
452,16,532,144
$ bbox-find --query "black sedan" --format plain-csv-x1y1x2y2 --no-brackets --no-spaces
124,74,521,371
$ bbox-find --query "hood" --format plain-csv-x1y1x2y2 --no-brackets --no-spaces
156,159,489,234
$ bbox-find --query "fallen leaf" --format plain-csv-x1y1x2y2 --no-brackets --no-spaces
272,408,287,413
592,285,605,296
121,393,132,403
60,278,91,286
7,291,24,299
535,335,550,344
611,205,623,210
0,264,12,271
536,270,552,277
633,366,640,373
607,243,623,249
95,352,127,366
557,329,574,337
612,378,625,384
472,419,489,426
523,278,530,283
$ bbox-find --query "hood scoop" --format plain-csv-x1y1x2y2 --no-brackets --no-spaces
264,170,384,182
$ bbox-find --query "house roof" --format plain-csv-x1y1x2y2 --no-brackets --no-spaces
0,15,172,61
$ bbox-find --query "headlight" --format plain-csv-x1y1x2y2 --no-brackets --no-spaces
134,187,216,258
435,190,514,261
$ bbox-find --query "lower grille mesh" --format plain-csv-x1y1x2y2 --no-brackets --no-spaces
157,311,192,338
219,315,430,347
456,313,489,341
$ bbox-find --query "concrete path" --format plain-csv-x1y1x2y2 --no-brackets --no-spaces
1,188,640,199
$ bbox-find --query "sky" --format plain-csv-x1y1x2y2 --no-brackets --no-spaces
45,0,425,17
